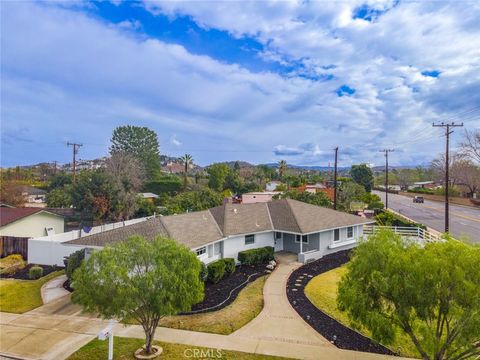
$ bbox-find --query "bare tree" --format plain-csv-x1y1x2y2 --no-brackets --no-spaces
458,129,480,163
106,153,144,220
452,160,480,197
431,153,461,186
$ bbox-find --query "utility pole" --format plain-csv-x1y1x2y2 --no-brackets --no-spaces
333,147,338,210
379,149,394,209
67,142,83,184
432,122,463,233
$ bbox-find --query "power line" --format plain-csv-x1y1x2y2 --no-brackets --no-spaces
379,149,395,209
432,122,463,233
67,142,83,184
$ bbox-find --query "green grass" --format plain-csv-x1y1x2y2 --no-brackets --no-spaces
0,270,64,313
305,266,419,358
67,336,291,360
159,275,267,335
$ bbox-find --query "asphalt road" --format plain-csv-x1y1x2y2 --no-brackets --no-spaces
373,191,480,243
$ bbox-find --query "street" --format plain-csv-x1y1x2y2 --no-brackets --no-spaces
373,191,480,243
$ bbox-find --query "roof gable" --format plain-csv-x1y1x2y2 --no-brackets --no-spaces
0,208,62,227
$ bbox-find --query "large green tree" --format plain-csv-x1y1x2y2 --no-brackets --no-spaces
207,163,231,191
350,164,374,192
276,190,331,208
164,188,223,214
110,125,161,180
338,230,480,360
337,181,366,210
46,187,72,208
72,236,204,356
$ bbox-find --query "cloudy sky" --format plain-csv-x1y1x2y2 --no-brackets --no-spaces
2,0,480,168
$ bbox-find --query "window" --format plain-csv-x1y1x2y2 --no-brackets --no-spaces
196,247,206,256
245,234,255,245
275,232,282,239
347,227,353,238
334,229,340,242
295,234,308,243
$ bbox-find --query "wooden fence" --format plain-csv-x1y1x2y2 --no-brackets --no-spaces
0,236,29,259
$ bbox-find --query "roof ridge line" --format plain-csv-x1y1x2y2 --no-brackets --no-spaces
208,208,225,237
285,198,303,234
265,202,274,230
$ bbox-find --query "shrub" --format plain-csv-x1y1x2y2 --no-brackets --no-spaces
238,246,274,265
66,249,85,281
207,260,226,283
0,254,27,275
199,262,208,282
29,265,43,280
223,258,236,275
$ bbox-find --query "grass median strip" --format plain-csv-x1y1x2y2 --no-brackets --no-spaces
0,270,64,313
67,336,291,360
159,275,267,335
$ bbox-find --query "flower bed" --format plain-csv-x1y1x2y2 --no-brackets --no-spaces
186,263,268,314
286,250,397,356
0,264,63,280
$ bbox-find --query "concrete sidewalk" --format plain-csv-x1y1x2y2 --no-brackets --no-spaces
40,275,69,304
0,311,407,360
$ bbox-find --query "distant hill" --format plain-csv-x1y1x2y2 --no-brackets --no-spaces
262,163,350,171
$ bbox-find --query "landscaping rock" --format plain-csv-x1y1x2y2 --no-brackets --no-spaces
266,264,274,270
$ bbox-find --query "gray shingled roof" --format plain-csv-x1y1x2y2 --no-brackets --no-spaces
66,199,373,248
160,210,224,248
66,218,169,247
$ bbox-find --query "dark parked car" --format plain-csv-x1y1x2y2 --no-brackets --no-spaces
413,196,424,203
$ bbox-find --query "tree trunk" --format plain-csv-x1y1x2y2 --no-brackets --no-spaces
145,331,153,354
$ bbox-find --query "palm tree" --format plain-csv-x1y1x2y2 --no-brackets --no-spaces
278,160,287,179
181,154,193,189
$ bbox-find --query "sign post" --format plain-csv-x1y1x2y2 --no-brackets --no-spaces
98,319,114,360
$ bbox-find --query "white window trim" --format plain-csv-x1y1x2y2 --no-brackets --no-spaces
333,228,341,242
245,234,255,245
196,246,206,256
295,234,309,244
347,226,354,239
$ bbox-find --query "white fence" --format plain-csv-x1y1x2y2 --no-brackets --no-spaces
28,216,155,266
363,225,440,242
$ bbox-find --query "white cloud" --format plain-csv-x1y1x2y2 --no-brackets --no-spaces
170,134,182,146
1,1,479,167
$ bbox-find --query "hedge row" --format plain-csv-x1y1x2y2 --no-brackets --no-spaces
206,258,236,283
238,246,274,266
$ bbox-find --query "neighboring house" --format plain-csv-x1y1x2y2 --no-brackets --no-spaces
305,183,326,193
0,208,65,238
242,192,280,204
18,185,47,204
139,192,159,203
58,199,373,265
266,181,283,191
409,181,436,190
161,162,185,174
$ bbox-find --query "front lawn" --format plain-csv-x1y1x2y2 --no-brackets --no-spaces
305,266,418,358
0,270,64,313
159,275,266,335
67,336,291,360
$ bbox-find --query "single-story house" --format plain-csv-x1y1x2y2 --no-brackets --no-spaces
266,181,283,192
138,192,159,203
242,191,280,204
18,185,47,204
64,199,373,264
0,208,65,238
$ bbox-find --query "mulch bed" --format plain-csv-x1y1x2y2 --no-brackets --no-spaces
184,263,269,314
286,250,397,356
0,264,64,280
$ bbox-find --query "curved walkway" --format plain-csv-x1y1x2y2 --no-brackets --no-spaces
232,252,332,350
40,274,69,304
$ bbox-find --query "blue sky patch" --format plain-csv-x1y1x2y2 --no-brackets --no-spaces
336,85,356,97
421,70,441,78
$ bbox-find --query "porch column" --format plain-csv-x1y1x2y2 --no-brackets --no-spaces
300,236,303,254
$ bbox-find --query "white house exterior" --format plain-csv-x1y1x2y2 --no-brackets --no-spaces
0,208,65,238
241,192,280,204
28,199,372,266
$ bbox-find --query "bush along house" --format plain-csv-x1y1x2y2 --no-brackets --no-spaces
51,199,373,265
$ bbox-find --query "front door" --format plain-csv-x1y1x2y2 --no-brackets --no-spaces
274,232,283,252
